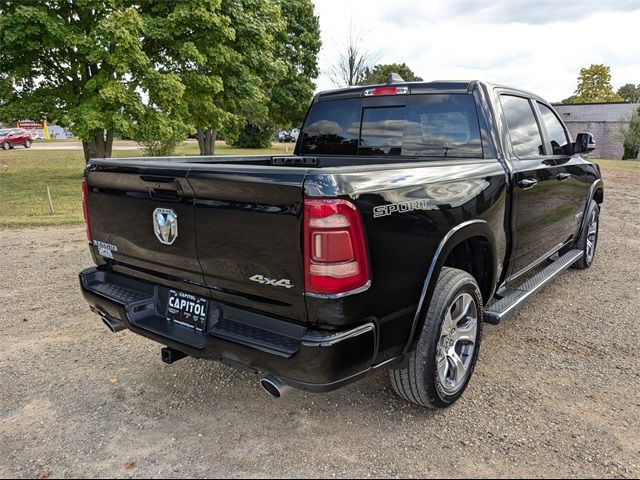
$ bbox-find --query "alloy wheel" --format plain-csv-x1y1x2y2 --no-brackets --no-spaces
436,292,479,395
586,209,599,263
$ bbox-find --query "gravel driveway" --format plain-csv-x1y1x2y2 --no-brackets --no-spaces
0,166,638,479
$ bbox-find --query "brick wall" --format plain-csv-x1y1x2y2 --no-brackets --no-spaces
553,103,639,160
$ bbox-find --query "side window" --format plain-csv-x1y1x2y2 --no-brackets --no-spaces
537,103,571,155
500,95,544,158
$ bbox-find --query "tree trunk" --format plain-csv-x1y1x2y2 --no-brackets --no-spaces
196,128,205,155
105,130,113,158
82,130,114,162
207,129,216,156
196,128,216,156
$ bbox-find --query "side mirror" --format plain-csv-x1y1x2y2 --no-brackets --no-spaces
574,132,596,154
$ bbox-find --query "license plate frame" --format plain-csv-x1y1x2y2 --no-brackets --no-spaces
166,289,209,332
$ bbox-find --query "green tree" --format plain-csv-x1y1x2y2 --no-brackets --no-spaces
271,0,320,125
358,63,423,85
0,2,188,161
617,107,640,160
135,108,191,157
232,0,321,148
231,123,274,149
571,64,624,104
0,1,299,159
617,83,640,103
140,1,285,155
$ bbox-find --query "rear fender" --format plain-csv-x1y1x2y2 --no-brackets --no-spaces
403,219,497,354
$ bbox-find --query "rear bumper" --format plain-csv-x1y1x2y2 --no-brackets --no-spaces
79,267,379,392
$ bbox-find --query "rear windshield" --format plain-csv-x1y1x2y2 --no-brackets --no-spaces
299,94,483,158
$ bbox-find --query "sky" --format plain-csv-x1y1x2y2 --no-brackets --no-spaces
311,0,640,102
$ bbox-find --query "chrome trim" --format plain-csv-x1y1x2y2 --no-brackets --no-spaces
506,242,564,284
486,249,583,323
260,375,293,398
301,322,375,348
371,355,405,371
153,207,178,246
305,280,372,299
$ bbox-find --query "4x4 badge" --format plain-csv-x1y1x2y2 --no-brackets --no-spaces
250,274,294,289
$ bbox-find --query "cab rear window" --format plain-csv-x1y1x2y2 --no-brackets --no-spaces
299,94,483,158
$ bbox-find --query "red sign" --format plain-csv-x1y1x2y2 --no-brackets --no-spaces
17,120,44,129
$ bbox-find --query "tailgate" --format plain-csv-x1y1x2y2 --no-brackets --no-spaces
187,165,308,323
86,161,204,284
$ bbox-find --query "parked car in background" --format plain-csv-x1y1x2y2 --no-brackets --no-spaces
278,130,291,143
0,128,35,150
278,129,299,143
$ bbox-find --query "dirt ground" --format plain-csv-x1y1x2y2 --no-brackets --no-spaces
0,166,638,479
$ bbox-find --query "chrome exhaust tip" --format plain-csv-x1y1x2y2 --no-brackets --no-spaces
260,374,293,398
101,316,125,333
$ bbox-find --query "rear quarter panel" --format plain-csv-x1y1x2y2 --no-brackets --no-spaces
304,159,508,360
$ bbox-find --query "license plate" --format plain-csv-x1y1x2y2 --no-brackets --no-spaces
166,289,208,332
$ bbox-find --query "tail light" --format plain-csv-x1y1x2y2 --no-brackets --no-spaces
304,199,370,295
82,178,92,242
363,86,409,97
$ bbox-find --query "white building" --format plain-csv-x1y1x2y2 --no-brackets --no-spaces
554,102,639,160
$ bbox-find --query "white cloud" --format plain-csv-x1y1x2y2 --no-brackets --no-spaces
312,0,640,102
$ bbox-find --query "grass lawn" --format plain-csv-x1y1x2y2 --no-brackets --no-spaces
593,158,640,170
0,148,637,229
0,142,292,228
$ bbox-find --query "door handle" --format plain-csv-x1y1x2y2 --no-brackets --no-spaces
557,172,571,181
141,176,184,201
518,178,538,190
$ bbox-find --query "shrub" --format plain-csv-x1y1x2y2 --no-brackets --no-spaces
230,123,274,149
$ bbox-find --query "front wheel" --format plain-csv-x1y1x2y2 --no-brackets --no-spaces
2,142,9,151
24,139,32,149
389,267,483,408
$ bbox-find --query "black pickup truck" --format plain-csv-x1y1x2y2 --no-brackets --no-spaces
80,78,603,408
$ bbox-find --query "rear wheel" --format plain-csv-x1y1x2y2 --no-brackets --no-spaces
389,267,483,408
24,139,32,149
572,200,599,269
2,142,9,151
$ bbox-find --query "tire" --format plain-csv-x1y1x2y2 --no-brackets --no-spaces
389,267,483,408
2,142,9,151
24,139,31,149
572,200,600,270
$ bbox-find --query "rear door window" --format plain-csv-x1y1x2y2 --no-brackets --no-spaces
300,94,483,158
500,95,545,158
